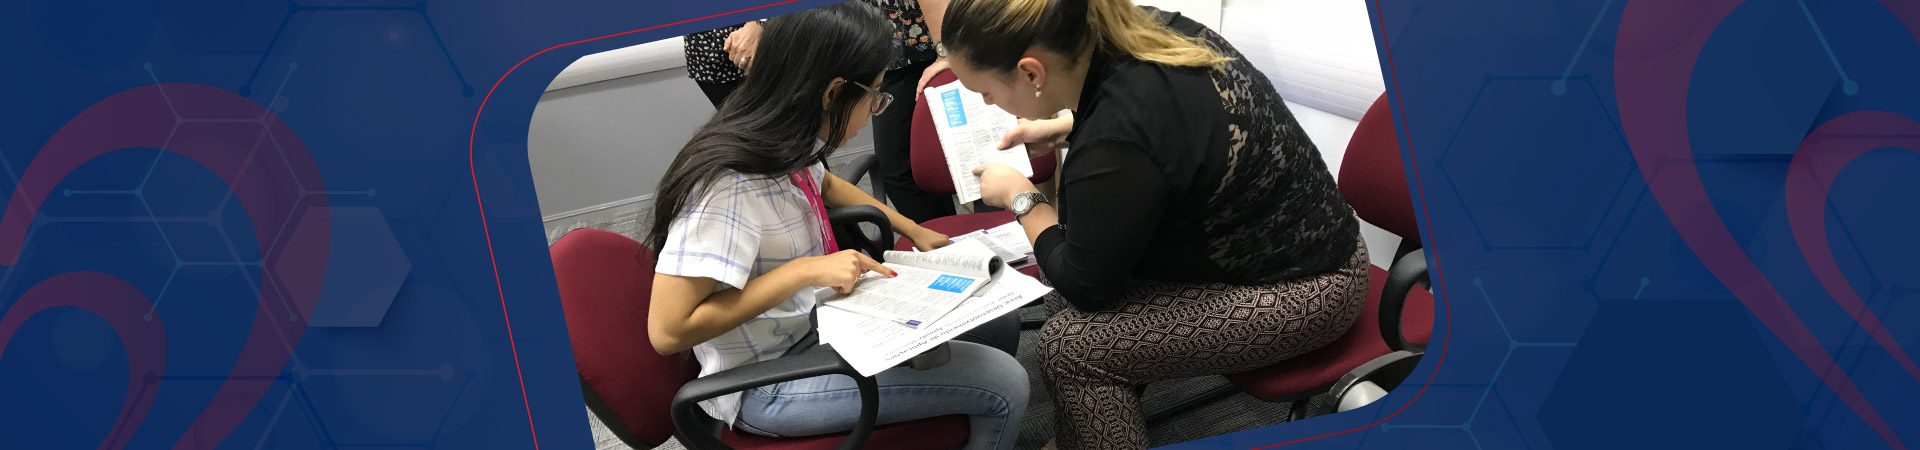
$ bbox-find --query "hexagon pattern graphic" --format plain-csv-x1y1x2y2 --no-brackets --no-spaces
279,206,412,328
0,11,463,443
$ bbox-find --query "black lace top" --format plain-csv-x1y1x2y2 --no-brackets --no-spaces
1034,9,1359,310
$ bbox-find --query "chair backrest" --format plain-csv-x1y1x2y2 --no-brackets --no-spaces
910,69,1058,195
1338,93,1420,247
551,228,700,447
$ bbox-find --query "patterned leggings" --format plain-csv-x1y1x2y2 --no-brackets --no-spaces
1038,241,1369,450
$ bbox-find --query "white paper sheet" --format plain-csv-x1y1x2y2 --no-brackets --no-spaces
881,239,999,279
817,261,1052,376
949,220,1035,264
926,81,1035,203
984,221,1034,256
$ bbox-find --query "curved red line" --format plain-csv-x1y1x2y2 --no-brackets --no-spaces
1615,1,1906,448
0,272,167,450
470,1,1456,448
1247,1,1455,447
463,2,804,448
1783,111,1920,385
0,83,328,450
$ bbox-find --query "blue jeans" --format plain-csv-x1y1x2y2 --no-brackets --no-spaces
735,332,1028,450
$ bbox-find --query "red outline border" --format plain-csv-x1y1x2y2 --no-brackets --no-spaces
467,0,1449,448
1246,0,1451,447
467,1,804,448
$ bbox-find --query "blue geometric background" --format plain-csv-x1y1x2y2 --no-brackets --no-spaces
1,1,831,448
3,0,1917,449
1168,0,1920,448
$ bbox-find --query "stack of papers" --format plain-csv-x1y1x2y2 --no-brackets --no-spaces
949,221,1034,265
817,241,1053,376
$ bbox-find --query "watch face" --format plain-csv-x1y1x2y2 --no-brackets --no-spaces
1011,195,1032,214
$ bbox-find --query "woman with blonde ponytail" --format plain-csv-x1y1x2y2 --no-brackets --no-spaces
941,1,1368,448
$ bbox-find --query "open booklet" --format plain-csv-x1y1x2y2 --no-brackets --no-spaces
947,220,1034,265
816,248,1054,376
817,239,1004,328
926,81,1035,203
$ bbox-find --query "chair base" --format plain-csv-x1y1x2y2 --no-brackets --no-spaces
1144,381,1242,423
1145,351,1427,424
1307,350,1425,419
1018,299,1047,330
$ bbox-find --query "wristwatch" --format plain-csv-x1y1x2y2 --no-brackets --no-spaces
1009,191,1049,218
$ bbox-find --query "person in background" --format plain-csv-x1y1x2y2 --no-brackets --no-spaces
941,0,1371,448
863,0,960,222
647,4,1027,449
682,20,760,107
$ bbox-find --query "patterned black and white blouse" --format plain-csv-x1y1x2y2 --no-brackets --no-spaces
683,25,746,84
682,0,936,82
867,0,938,70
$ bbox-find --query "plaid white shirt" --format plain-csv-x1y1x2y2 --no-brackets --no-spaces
656,162,830,425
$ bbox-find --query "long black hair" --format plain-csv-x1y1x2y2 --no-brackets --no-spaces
646,2,897,253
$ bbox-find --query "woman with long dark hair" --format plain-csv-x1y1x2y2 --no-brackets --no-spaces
942,0,1370,448
646,4,1027,449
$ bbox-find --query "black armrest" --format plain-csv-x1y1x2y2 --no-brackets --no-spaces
828,153,885,212
1379,248,1431,353
837,154,877,186
670,346,880,450
1316,350,1424,417
828,205,895,263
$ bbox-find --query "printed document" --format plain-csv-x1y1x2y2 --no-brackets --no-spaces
926,81,1035,203
818,240,1003,327
949,220,1035,264
817,256,1054,376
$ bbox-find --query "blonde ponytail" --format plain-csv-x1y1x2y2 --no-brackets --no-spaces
944,0,1232,73
1085,0,1232,68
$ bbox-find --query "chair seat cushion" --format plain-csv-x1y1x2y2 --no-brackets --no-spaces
1339,93,1420,247
1224,264,1435,401
720,415,970,450
895,212,1041,278
551,229,700,446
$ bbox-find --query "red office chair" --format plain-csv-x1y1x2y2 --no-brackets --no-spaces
892,69,1055,280
1149,93,1435,422
551,228,969,450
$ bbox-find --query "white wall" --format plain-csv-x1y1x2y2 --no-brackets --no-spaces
528,66,710,220
1135,0,1223,30
1219,0,1386,120
527,40,874,242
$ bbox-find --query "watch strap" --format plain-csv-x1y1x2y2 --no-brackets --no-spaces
1012,192,1049,218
